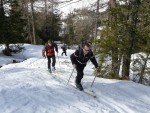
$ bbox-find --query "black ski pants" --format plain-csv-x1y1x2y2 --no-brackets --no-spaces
47,56,56,69
61,49,67,56
75,63,86,84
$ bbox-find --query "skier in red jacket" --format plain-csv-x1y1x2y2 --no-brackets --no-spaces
42,40,58,73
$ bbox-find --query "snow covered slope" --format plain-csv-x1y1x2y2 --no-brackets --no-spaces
0,44,150,113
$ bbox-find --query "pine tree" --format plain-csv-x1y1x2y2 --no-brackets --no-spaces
63,12,75,45
96,0,148,80
0,0,26,55
132,0,150,84
38,12,61,43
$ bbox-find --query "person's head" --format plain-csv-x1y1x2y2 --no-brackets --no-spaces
47,40,52,46
82,42,91,54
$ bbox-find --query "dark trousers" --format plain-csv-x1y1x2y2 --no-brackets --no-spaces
61,50,67,56
75,64,86,84
47,56,56,69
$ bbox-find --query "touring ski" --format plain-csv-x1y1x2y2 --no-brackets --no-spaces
69,82,96,98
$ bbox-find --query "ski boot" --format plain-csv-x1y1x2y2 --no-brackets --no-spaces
52,67,56,71
75,82,83,91
48,68,52,73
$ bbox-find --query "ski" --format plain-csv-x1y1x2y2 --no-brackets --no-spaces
47,69,59,75
69,82,96,98
47,71,58,78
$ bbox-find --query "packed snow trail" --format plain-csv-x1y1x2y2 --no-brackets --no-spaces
0,44,150,113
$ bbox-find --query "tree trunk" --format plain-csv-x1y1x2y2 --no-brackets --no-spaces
23,0,32,43
109,0,119,78
0,0,5,43
122,0,141,80
3,43,11,56
94,0,99,42
30,0,36,44
122,52,131,80
51,0,54,40
138,54,149,84
0,0,5,16
45,0,47,22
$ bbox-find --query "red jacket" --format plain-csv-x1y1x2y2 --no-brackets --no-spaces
42,43,58,57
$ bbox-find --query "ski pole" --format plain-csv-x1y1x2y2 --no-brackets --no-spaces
66,68,75,86
90,70,98,88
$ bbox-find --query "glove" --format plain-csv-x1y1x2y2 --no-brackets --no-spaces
96,66,100,72
43,55,46,58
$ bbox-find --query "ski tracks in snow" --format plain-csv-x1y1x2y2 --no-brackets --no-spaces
1,56,150,113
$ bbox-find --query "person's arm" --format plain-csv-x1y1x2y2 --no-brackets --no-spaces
70,50,79,66
90,52,98,68
42,46,46,58
54,43,58,53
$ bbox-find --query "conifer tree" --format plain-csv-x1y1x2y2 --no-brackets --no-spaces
96,0,147,80
0,0,26,55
